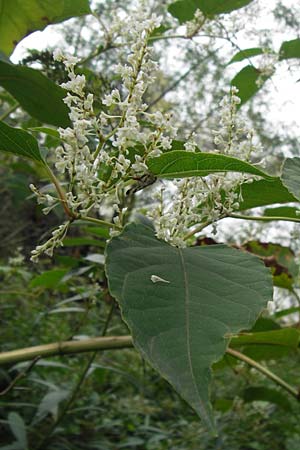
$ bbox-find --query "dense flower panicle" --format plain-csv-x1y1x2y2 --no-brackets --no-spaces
30,222,70,262
147,87,263,247
185,9,206,38
31,7,179,260
256,50,278,87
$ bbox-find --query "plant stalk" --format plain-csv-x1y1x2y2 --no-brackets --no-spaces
229,213,300,224
227,347,300,400
1,338,298,401
0,336,133,366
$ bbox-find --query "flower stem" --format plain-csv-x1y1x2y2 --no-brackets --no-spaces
229,213,300,223
45,165,76,219
183,221,212,241
227,347,300,400
80,215,119,229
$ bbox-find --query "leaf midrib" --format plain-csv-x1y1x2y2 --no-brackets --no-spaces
178,248,211,425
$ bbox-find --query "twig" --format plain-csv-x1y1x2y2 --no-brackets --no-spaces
227,347,300,400
0,357,40,396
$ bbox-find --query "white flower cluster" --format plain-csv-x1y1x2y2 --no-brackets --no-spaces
256,50,278,87
30,222,70,262
31,7,178,260
147,87,263,246
29,183,58,215
98,10,177,175
185,9,206,38
212,86,260,160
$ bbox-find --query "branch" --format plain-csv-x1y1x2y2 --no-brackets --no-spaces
1,337,298,401
0,336,133,366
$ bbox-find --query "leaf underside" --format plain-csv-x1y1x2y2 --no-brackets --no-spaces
0,61,70,127
0,0,91,55
105,223,272,431
0,120,43,162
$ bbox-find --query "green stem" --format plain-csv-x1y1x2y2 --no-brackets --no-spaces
147,34,187,42
229,213,300,224
0,103,19,121
0,336,132,366
227,347,300,400
1,337,298,401
45,165,76,219
80,215,119,229
183,221,213,241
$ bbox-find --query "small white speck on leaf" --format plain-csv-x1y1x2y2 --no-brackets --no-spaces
150,275,170,284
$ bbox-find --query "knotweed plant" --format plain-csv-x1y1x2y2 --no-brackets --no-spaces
3,0,300,436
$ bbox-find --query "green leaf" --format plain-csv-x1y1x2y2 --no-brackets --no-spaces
237,178,297,211
0,61,71,127
251,317,280,332
231,65,270,106
106,223,272,430
7,412,28,450
29,127,60,140
0,0,91,56
230,328,300,360
0,121,44,163
279,38,300,60
198,0,255,15
168,0,199,23
168,0,254,22
242,386,292,411
281,157,300,201
147,150,272,179
228,47,264,64
263,206,300,219
30,268,68,289
275,306,300,319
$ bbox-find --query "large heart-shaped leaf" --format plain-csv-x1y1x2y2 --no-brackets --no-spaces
0,61,70,127
106,223,272,430
281,157,300,200
0,120,44,163
0,0,91,56
147,150,272,179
